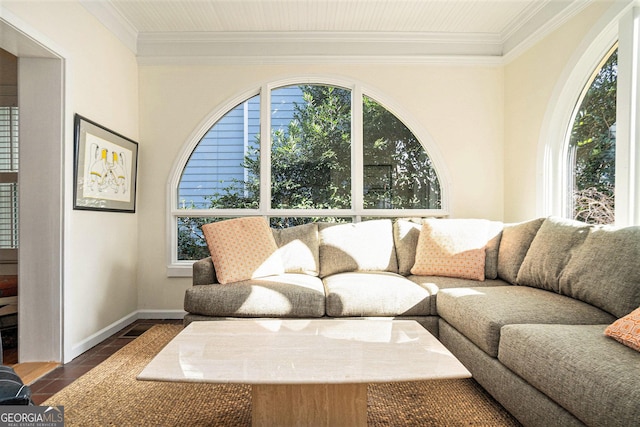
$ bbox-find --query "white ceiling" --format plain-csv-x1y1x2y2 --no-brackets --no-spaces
81,0,602,64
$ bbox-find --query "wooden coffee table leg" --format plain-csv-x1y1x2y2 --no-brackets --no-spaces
252,383,367,427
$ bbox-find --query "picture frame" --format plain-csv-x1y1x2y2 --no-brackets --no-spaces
73,114,139,212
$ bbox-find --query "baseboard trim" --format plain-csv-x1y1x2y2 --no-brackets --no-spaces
136,309,186,320
65,310,187,363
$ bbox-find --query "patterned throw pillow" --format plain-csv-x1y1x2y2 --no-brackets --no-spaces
411,219,488,281
605,306,640,352
202,217,284,284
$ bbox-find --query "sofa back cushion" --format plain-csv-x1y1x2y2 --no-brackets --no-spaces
202,217,284,284
485,221,504,279
393,219,423,276
515,217,589,292
394,218,503,279
319,219,398,277
559,224,640,318
410,218,490,281
497,218,544,283
193,257,217,285
272,223,320,276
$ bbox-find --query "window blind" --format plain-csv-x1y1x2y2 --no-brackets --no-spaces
0,107,18,249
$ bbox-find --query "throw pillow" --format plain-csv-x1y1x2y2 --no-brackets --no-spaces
318,219,398,277
605,306,640,352
202,217,284,284
271,223,320,276
411,218,489,281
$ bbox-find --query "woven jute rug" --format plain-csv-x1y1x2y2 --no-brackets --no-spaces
44,324,521,426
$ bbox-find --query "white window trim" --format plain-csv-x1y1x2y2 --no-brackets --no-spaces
616,5,640,225
166,76,451,276
537,1,638,226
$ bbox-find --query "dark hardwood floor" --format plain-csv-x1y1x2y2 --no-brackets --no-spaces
3,319,181,405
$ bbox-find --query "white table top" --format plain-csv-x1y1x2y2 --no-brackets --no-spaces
137,319,471,385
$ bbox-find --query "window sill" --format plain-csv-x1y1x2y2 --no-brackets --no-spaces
167,263,193,278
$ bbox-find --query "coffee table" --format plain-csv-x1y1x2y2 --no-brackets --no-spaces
137,319,471,426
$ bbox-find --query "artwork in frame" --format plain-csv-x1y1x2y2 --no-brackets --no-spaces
73,114,138,212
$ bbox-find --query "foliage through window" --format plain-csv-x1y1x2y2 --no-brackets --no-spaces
270,85,352,212
568,47,617,224
176,83,442,261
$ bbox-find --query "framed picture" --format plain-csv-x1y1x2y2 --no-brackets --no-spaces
73,114,139,212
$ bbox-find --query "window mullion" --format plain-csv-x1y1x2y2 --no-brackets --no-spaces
352,85,364,216
260,84,271,216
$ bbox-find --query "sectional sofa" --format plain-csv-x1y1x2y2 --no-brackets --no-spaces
184,216,640,427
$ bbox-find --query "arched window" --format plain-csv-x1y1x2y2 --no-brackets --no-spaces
173,81,444,263
567,46,617,224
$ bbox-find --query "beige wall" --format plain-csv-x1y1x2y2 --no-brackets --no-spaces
137,64,504,309
1,1,139,360
503,1,615,222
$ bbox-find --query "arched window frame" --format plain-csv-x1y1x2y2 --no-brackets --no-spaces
537,3,640,227
565,44,617,223
167,77,450,275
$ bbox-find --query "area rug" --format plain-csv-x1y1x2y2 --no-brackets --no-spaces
44,324,521,426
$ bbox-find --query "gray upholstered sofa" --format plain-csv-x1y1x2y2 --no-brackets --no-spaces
184,217,640,427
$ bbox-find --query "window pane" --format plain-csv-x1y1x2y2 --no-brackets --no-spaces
363,96,440,209
569,48,617,224
270,85,351,209
178,215,354,260
179,95,260,209
269,216,352,228
177,216,229,261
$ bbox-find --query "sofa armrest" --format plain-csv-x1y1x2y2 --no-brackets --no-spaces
193,257,218,286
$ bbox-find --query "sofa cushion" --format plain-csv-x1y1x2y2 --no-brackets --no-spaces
184,274,325,317
192,256,217,285
605,306,640,352
411,219,489,281
323,272,432,316
406,275,510,315
497,217,544,283
202,217,284,284
484,221,503,280
499,324,640,427
318,220,398,277
559,224,640,318
272,223,320,276
437,286,616,357
515,217,590,292
393,219,423,276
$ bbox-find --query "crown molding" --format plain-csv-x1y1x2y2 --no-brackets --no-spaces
135,31,504,65
80,0,138,54
136,53,504,67
502,0,595,62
